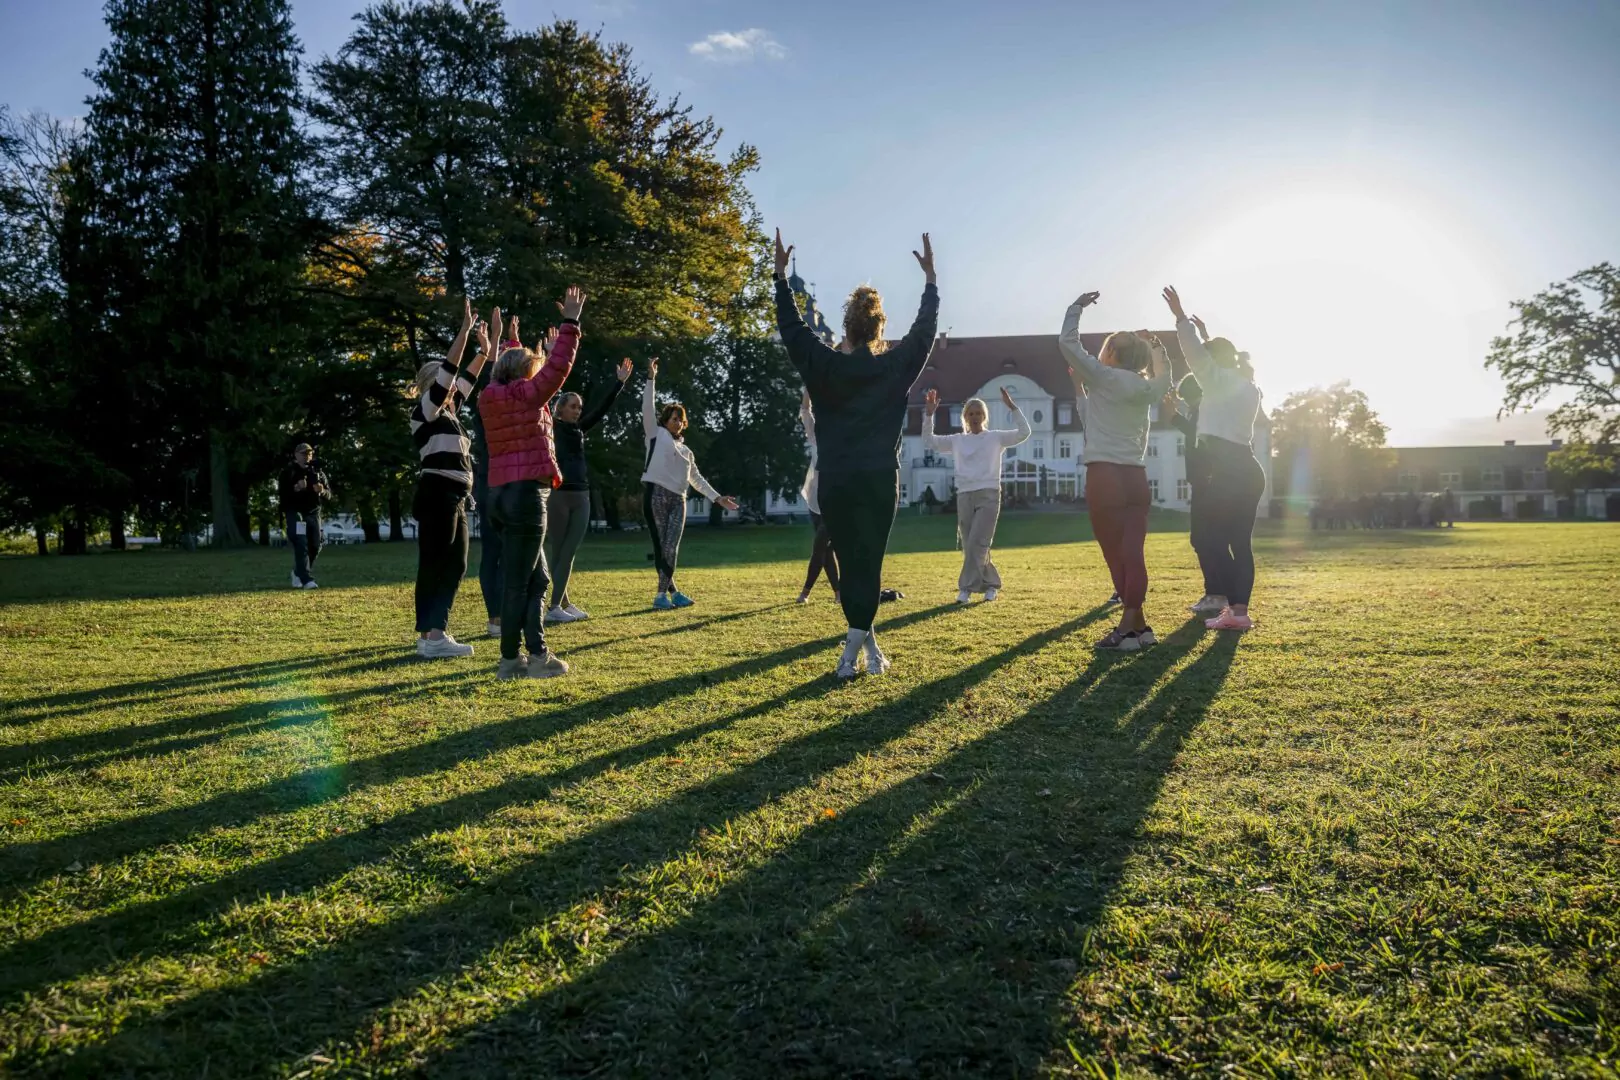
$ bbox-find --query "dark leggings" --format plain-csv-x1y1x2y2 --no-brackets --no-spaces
817,469,898,632
802,510,840,594
1085,462,1151,608
1191,438,1265,606
644,483,686,593
489,479,550,661
1184,447,1218,596
474,464,503,621
412,475,470,633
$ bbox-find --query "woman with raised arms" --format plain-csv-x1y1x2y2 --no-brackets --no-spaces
922,385,1030,603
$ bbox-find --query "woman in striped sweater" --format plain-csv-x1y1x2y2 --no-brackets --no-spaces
409,299,489,658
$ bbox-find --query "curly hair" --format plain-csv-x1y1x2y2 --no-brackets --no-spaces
842,285,888,354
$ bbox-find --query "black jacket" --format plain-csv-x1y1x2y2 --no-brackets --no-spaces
774,275,939,475
279,461,331,515
553,379,626,491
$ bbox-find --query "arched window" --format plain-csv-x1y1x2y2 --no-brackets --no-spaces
1033,409,1043,424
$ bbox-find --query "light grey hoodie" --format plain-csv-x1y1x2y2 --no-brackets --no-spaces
1058,301,1172,466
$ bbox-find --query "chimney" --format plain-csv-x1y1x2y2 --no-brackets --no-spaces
1551,438,1563,449
1503,440,1515,447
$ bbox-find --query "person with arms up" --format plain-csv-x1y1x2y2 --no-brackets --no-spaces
640,357,740,609
545,357,632,623
774,227,940,678
1059,291,1173,651
922,385,1030,603
796,389,840,605
279,442,330,589
476,288,587,680
408,298,489,658
1163,286,1265,631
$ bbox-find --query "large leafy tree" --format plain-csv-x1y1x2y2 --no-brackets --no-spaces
1487,263,1620,449
84,0,316,546
1269,381,1392,497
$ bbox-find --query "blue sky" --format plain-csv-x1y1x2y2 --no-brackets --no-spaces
3,0,1618,443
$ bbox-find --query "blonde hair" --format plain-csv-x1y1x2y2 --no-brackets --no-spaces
961,397,988,427
842,285,888,354
1101,332,1151,374
412,362,441,399
492,346,539,385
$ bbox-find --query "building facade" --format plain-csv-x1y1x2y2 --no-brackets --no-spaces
1373,442,1619,520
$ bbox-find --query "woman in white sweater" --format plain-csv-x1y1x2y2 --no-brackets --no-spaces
922,386,1031,602
640,358,740,609
1163,286,1265,631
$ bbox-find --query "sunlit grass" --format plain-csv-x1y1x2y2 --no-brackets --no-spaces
1,516,1617,1076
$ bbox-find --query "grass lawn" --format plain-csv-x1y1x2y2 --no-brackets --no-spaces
1,513,1617,1077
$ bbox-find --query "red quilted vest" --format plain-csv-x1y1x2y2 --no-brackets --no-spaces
478,322,580,488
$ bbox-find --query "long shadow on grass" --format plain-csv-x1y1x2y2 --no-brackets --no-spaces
0,604,960,896
16,609,1112,1075
422,622,1241,1077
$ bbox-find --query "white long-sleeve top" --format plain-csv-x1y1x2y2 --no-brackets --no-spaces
922,404,1032,493
1058,301,1172,466
1174,317,1261,448
639,378,722,501
799,397,821,514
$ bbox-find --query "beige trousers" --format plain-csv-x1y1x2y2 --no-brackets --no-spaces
956,487,1003,592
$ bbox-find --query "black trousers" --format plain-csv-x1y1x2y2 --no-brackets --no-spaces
817,469,898,632
1184,446,1218,596
1190,438,1266,606
474,463,503,621
413,474,470,633
489,479,550,660
803,510,840,593
287,509,322,584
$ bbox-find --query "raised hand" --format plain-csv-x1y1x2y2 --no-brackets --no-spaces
774,228,794,277
924,388,939,412
1160,387,1180,417
1190,314,1210,342
539,327,557,356
1075,291,1101,309
558,285,586,321
475,319,491,356
1162,286,1187,321
912,232,936,284
461,296,475,331
508,313,521,347
489,306,503,348
615,357,633,383
647,356,659,380
999,386,1017,411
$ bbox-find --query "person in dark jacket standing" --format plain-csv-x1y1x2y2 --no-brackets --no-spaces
545,356,632,623
279,442,330,589
773,227,940,679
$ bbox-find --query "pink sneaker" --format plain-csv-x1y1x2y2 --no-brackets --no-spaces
1205,609,1253,631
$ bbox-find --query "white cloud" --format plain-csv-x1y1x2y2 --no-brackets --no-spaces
688,28,787,63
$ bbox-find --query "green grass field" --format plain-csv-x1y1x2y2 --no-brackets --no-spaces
1,514,1617,1077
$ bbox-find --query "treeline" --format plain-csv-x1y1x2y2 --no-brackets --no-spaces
0,0,802,554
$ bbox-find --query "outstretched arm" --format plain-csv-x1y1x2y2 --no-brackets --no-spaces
773,228,838,383
530,286,586,400
893,233,941,385
921,388,952,453
1163,285,1227,388
1058,292,1105,386
998,386,1032,447
642,358,658,439
579,358,632,432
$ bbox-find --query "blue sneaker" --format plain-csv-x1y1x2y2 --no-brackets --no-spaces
671,590,695,608
653,593,675,610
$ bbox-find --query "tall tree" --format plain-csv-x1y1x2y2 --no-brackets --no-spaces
1487,263,1620,449
1269,381,1392,497
85,0,315,545
1547,441,1618,515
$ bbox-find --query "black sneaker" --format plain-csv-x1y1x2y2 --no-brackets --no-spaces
1138,626,1157,646
1106,592,1122,605
1094,628,1141,652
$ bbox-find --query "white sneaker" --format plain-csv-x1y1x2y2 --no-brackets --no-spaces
863,646,891,675
290,572,303,588
486,621,501,638
418,634,474,659
836,657,861,680
546,606,578,624
563,604,589,621
956,590,971,604
984,588,999,602
303,580,319,590
1190,595,1226,615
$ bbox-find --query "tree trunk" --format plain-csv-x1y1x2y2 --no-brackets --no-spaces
602,485,621,529
258,518,270,546
33,520,48,556
110,504,127,550
360,503,382,544
388,487,405,541
209,431,247,547
60,509,88,555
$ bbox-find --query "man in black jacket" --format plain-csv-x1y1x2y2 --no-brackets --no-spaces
279,443,330,588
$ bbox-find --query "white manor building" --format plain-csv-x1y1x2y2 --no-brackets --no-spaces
763,315,1272,518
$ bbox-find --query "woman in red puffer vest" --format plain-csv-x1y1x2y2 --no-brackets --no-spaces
476,285,586,681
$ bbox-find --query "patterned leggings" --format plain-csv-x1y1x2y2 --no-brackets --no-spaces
644,482,687,593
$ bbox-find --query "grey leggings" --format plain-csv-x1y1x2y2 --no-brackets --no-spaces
546,489,591,608
644,482,686,593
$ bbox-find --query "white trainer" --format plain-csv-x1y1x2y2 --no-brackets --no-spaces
563,604,589,621
956,590,971,604
302,580,320,590
418,634,474,659
486,621,501,638
984,588,999,602
546,606,578,624
290,572,303,588
1190,595,1225,615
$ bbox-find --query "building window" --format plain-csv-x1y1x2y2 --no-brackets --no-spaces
1033,443,1044,460
1176,438,1185,457
1006,446,1017,459
1058,403,1073,425
1398,471,1420,490
1148,478,1160,501
1526,467,1547,489
1177,478,1190,501
1032,409,1043,425
1439,471,1461,487
784,492,798,505
1480,467,1503,488
1058,439,1072,459
950,407,961,428
900,484,908,502
1146,442,1159,458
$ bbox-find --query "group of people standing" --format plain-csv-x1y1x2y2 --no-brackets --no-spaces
285,229,1268,680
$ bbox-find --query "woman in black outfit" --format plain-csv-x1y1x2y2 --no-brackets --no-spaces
773,228,940,679
545,357,632,623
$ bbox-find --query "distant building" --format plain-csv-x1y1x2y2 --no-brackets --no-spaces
764,327,1273,516
1373,441,1620,520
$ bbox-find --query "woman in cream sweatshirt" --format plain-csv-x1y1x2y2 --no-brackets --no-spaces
922,385,1031,603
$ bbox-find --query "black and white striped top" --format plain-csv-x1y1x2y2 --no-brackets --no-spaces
410,361,476,488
